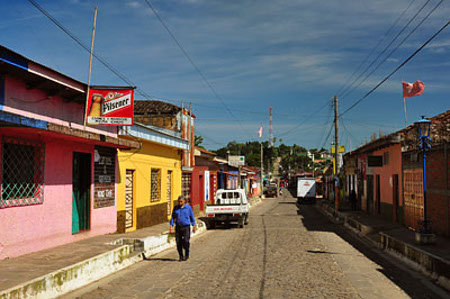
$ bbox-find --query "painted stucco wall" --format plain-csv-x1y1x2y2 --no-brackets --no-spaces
1,75,117,137
372,144,403,207
0,130,117,260
117,138,182,232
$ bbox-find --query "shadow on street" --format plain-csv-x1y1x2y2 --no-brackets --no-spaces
296,202,450,299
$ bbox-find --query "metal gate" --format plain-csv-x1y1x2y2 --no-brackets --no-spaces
403,168,423,230
167,171,172,218
125,170,134,229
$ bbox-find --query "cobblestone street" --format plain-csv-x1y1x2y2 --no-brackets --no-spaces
64,192,449,299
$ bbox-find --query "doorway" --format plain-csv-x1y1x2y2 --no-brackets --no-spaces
167,170,173,220
125,170,135,230
392,174,399,222
367,175,374,214
72,152,91,234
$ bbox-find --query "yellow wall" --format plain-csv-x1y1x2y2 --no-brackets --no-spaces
117,137,182,232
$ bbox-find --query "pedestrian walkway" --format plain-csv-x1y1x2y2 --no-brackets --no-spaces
316,199,450,292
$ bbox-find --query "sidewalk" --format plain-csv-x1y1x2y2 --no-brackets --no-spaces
316,199,450,292
0,197,262,299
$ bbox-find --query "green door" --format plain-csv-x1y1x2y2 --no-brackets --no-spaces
72,152,91,234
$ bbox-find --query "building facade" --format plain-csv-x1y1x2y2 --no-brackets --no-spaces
116,123,187,233
0,46,138,259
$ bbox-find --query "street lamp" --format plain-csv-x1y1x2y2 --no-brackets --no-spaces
414,116,435,244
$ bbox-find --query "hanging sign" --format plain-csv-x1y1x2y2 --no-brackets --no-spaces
94,146,116,208
86,88,134,125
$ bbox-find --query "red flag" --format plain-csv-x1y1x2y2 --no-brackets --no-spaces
258,126,263,138
403,80,425,98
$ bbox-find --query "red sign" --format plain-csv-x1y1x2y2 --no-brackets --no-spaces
86,88,134,125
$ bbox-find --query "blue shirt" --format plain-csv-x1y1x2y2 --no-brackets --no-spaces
170,204,196,226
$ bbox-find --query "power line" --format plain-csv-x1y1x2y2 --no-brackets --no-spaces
340,0,444,101
339,0,432,99
319,122,335,150
335,0,417,96
277,101,330,138
26,0,161,104
142,0,251,137
340,19,450,117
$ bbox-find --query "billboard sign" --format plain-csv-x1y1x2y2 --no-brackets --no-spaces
228,155,245,166
86,88,134,126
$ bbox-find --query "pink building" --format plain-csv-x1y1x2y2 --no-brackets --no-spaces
0,46,138,259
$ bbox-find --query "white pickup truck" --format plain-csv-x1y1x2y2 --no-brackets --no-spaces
205,189,249,228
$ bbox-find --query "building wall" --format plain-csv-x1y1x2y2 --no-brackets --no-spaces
2,75,117,137
372,144,403,222
403,143,450,236
0,130,116,259
117,139,182,233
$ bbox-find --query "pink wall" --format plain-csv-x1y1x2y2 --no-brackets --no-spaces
2,75,117,137
0,130,116,259
372,144,403,205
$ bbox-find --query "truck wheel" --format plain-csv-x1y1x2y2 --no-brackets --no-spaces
209,221,216,229
244,215,249,225
239,219,245,228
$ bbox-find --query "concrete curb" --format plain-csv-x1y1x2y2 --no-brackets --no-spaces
380,232,450,292
0,220,207,299
315,201,450,292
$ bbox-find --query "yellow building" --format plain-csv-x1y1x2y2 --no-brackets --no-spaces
116,123,189,233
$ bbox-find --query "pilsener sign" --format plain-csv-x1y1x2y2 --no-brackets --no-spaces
86,88,134,126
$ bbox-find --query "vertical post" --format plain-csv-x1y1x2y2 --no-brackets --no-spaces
188,102,192,168
422,142,428,232
403,97,408,127
180,101,184,166
261,140,264,198
83,6,98,128
334,95,340,213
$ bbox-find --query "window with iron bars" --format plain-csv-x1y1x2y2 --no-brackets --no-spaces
182,172,191,204
150,168,161,202
0,137,45,208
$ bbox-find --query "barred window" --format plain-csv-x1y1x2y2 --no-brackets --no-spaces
0,137,45,208
151,168,161,202
182,172,191,203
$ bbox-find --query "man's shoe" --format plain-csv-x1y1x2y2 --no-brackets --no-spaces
179,256,184,262
184,255,189,261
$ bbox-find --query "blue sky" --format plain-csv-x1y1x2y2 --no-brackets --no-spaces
1,0,449,151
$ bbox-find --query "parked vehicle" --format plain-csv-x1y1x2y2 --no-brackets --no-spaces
297,177,316,202
205,189,249,228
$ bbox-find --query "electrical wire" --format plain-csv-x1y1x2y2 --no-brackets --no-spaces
335,0,417,96
340,0,445,101
277,101,330,138
26,0,162,104
142,0,252,137
339,0,432,99
340,19,450,117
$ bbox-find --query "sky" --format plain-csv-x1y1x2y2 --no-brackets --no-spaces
1,0,449,151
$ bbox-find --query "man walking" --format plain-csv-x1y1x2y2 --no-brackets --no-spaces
170,196,196,261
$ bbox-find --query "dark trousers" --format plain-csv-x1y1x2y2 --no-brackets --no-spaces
175,225,191,258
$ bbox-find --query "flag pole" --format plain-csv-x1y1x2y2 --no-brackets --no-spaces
83,6,98,128
403,97,407,127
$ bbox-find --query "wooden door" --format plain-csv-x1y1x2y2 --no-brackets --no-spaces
125,170,134,229
392,174,399,222
367,175,374,214
167,171,172,219
376,175,381,214
403,169,423,230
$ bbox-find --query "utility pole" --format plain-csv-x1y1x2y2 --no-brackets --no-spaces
334,95,340,213
83,6,98,128
268,107,273,181
260,141,264,198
